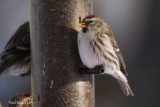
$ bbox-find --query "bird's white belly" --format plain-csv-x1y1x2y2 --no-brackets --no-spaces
78,34,100,68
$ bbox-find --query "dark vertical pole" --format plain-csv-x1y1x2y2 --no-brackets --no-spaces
30,0,94,107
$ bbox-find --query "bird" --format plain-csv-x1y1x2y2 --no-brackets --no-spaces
0,22,31,78
78,15,134,96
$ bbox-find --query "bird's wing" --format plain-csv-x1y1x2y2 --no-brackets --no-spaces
104,25,127,76
0,22,30,76
0,22,30,62
115,47,127,76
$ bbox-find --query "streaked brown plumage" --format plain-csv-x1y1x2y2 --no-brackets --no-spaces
78,15,134,96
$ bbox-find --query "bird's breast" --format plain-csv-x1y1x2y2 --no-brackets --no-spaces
78,32,101,68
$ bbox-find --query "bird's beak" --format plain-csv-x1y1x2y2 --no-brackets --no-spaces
79,22,87,28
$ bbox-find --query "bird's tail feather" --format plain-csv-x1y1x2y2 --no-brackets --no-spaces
117,80,134,96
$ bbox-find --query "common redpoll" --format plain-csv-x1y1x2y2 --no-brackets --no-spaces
78,15,134,96
0,22,31,77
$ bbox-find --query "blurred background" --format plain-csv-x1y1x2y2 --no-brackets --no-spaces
0,0,159,107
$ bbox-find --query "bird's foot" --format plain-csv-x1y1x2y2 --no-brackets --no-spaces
79,66,92,74
79,65,104,74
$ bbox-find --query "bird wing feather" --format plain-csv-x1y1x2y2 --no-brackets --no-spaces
0,22,30,61
104,25,127,76
0,22,30,76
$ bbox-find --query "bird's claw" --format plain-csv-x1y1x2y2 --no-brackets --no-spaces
79,65,104,74
79,67,92,74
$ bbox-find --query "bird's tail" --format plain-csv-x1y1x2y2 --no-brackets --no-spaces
117,80,134,96
110,70,134,96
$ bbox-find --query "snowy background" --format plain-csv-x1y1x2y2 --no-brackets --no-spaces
0,0,160,107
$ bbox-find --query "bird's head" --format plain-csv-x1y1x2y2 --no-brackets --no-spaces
79,15,103,33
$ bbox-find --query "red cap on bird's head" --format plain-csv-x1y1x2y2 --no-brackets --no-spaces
83,15,97,22
79,15,97,28
84,15,96,19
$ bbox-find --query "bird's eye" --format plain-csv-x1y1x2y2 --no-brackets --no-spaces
89,21,94,23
